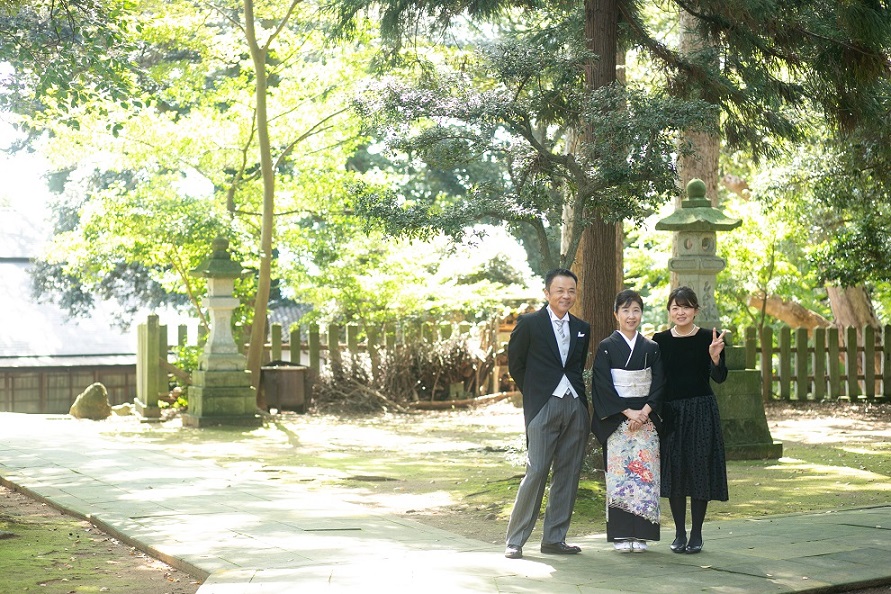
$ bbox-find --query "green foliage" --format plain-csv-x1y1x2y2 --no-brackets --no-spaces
622,220,672,329
281,224,536,325
13,0,891,334
26,0,385,328
351,33,717,268
163,344,202,409
0,0,139,137
803,122,891,287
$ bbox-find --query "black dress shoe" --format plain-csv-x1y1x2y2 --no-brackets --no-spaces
505,545,523,559
685,537,703,554
670,536,687,553
541,542,581,555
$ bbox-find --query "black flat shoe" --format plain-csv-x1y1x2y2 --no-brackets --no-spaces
685,538,703,554
670,536,687,553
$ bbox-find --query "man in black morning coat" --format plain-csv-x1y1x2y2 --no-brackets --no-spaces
504,268,591,559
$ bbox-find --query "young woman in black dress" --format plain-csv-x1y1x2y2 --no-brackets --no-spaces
652,287,727,554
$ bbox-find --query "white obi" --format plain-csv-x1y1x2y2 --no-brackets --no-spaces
610,368,652,399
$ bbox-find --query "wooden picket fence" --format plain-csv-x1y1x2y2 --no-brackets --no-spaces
742,325,891,402
148,317,508,398
269,320,506,395
151,316,891,404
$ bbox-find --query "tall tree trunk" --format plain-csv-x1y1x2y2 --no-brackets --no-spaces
827,284,880,396
578,0,619,347
672,8,721,289
615,44,626,294
827,285,880,328
244,0,275,395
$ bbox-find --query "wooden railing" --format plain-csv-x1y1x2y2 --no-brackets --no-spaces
742,325,891,402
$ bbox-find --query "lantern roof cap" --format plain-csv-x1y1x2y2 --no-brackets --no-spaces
655,179,741,232
191,236,249,278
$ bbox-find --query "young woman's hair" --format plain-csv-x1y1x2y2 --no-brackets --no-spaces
614,289,644,313
667,286,700,310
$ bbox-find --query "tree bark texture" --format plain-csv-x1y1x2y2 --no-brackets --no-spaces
676,9,720,204
672,8,721,289
578,0,620,347
747,294,832,332
245,0,275,396
826,285,880,329
826,285,881,396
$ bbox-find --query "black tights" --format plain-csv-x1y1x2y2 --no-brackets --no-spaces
668,496,708,544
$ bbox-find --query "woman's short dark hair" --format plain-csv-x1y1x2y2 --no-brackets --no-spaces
614,289,644,313
667,286,700,310
545,268,578,290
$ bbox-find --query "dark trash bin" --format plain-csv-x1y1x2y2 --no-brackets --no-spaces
259,360,309,413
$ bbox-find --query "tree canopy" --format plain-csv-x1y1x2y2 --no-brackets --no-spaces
4,0,891,345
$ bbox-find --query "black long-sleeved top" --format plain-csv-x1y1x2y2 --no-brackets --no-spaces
652,328,727,401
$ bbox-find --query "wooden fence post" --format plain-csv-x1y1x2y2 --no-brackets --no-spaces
347,324,360,356
884,325,891,401
328,324,342,373
828,328,841,399
178,324,188,346
813,327,826,401
271,323,282,361
367,325,382,384
309,323,320,375
864,325,876,400
760,326,773,402
289,326,301,365
135,314,165,420
795,328,809,401
845,326,859,401
385,324,397,351
779,326,792,400
439,323,453,340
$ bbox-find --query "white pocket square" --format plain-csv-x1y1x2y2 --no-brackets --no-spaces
577,332,585,337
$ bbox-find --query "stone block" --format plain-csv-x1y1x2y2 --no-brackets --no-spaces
724,346,747,370
134,397,162,421
713,370,761,399
181,412,261,428
713,370,783,460
192,370,252,388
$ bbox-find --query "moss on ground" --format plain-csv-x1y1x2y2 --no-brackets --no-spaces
0,488,192,593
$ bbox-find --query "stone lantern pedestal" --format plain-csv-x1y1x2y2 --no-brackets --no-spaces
181,237,260,428
657,179,782,459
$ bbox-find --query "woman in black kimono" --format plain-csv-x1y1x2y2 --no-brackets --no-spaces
652,286,728,555
592,290,665,553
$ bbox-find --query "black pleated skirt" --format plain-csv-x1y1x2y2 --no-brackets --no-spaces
660,394,729,501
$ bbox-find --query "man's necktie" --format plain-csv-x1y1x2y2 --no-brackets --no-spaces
555,319,569,363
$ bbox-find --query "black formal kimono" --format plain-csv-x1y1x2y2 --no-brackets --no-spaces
592,331,665,543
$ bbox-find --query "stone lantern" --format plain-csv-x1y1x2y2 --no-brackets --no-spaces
181,237,260,428
656,179,782,459
655,178,741,330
